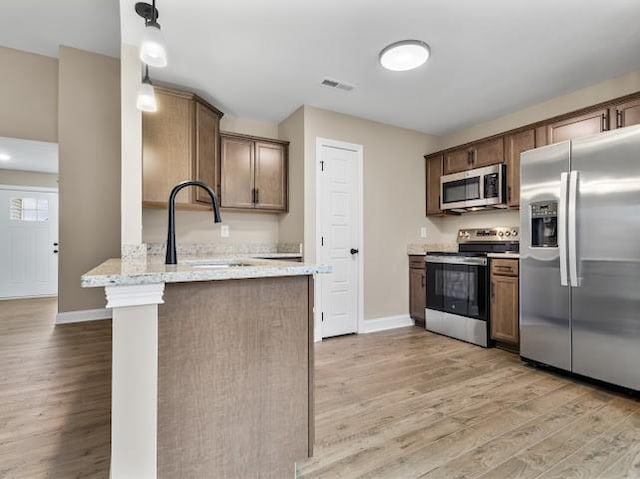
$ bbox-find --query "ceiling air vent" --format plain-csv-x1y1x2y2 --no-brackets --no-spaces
321,78,355,92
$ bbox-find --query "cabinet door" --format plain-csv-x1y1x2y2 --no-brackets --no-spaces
546,108,608,145
426,155,443,216
142,90,194,206
505,129,535,207
472,137,504,168
255,141,287,211
444,148,471,174
194,102,221,204
490,274,519,345
220,135,255,209
610,99,640,129
409,267,426,325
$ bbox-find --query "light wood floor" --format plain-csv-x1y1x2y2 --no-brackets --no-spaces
299,327,640,479
0,297,111,478
2,299,639,478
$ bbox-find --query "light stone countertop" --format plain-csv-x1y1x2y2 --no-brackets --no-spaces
407,243,458,255
82,254,328,288
487,253,520,259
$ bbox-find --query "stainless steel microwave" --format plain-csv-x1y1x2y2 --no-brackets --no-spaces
440,164,506,212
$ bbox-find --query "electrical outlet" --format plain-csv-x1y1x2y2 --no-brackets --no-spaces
420,227,427,238
221,224,230,238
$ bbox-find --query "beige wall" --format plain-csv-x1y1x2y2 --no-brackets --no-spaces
302,106,441,321
58,46,121,313
0,169,58,188
0,47,58,143
141,115,282,245
220,115,279,138
277,107,304,245
439,70,640,149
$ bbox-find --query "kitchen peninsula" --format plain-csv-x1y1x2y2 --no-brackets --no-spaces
82,256,329,478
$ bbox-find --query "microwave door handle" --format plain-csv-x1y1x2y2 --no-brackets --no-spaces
558,172,569,287
568,171,579,287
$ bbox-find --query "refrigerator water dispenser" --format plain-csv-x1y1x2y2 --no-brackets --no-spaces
531,201,558,247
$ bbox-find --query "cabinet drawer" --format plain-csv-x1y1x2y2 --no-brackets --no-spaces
409,255,426,269
491,259,518,276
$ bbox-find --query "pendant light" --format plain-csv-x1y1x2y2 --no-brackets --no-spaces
136,1,168,68
136,66,158,112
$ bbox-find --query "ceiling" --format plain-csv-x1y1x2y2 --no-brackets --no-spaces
0,137,58,174
121,0,640,135
0,0,120,58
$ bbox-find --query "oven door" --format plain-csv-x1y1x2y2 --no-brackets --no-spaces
425,258,488,321
425,257,489,346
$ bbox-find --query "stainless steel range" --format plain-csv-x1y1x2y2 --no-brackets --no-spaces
425,227,519,347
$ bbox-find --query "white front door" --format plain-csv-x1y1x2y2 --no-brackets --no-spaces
317,139,362,338
0,187,58,298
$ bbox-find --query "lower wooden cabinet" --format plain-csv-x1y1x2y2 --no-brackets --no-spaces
490,259,519,348
409,256,426,327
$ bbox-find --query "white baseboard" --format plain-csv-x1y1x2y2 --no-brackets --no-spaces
56,308,112,324
359,314,415,334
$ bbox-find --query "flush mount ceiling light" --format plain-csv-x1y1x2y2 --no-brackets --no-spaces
136,66,158,112
136,1,168,68
379,40,431,72
0,153,10,161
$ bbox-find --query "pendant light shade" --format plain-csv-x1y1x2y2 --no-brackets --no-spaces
140,22,168,67
136,68,158,112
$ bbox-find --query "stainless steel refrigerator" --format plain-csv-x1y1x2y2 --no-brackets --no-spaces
520,125,640,391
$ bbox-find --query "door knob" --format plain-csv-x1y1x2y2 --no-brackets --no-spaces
350,248,359,255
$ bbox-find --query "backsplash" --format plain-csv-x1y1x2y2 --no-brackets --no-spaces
432,209,520,243
146,242,302,257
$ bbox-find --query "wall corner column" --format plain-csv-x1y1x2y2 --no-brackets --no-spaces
106,283,165,479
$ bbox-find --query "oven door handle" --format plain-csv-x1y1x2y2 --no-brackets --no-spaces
558,172,569,287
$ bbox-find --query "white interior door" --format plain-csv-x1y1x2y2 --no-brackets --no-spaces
0,187,58,298
317,139,362,338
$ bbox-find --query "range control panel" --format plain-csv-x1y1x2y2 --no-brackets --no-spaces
457,227,519,243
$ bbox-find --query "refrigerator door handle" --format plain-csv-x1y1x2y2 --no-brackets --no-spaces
568,170,579,287
559,172,569,287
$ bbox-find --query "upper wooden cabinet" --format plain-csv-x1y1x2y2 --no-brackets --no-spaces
610,98,640,129
220,133,289,212
444,148,471,175
194,102,221,205
255,142,287,210
142,87,223,210
443,137,504,175
546,108,608,145
426,154,444,216
505,129,535,207
472,137,504,168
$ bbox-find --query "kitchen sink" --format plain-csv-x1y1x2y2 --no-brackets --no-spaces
185,260,252,269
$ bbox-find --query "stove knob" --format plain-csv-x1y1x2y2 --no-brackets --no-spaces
512,229,518,236
498,231,504,237
505,231,511,237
